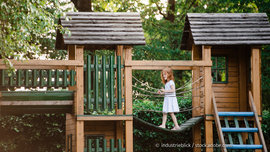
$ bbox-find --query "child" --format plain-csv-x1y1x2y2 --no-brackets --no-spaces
158,67,180,130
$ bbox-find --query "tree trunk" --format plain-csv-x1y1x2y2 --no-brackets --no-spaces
71,0,92,12
167,0,175,22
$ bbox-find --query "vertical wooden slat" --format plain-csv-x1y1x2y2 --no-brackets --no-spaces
70,70,75,86
25,70,29,87
224,117,234,145
96,139,99,152
55,70,60,87
88,139,92,152
110,139,114,152
40,70,45,87
244,117,254,144
33,69,37,87
102,56,107,110
67,135,70,152
124,47,132,115
94,56,99,110
63,70,68,87
117,56,121,109
10,71,14,87
117,139,122,152
86,55,92,111
48,70,52,87
234,117,243,144
109,56,114,110
103,139,107,152
125,121,133,152
70,134,72,152
17,70,22,86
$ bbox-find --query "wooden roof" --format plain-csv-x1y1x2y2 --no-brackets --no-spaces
180,13,270,50
56,12,146,50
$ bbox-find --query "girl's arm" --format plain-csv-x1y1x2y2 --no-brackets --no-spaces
161,85,175,93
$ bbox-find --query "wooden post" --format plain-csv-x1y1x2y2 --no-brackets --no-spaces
115,45,124,115
124,46,133,152
251,47,262,152
203,45,213,152
68,45,84,152
192,45,201,152
239,47,248,143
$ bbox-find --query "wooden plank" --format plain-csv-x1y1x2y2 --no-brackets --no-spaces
61,20,142,24
64,40,146,45
62,24,142,28
62,16,141,20
66,12,140,16
214,93,238,98
0,100,73,106
77,115,133,121
194,36,270,40
124,46,133,115
205,120,213,152
213,87,238,93
190,21,270,25
187,13,268,18
190,24,270,28
64,36,145,40
126,120,133,152
212,92,227,152
67,27,143,31
64,32,144,36
0,60,83,69
192,32,270,37
195,40,270,45
239,49,247,112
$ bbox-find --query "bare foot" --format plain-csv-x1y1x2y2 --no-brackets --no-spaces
159,125,165,128
171,126,180,130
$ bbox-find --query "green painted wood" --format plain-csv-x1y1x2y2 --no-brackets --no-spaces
17,70,22,86
0,91,74,101
1,70,5,86
33,70,38,87
95,139,99,152
70,70,76,86
48,70,52,87
110,139,114,152
86,55,91,111
94,56,99,110
56,70,60,87
224,117,234,145
118,139,122,152
244,117,254,144
234,117,243,144
63,70,68,87
109,56,114,110
117,56,121,109
9,72,14,87
40,70,44,87
102,56,106,110
103,139,107,152
25,70,29,87
88,139,92,152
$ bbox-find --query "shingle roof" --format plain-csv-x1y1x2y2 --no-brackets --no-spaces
56,12,145,50
180,13,270,50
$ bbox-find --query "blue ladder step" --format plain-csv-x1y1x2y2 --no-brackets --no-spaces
218,112,254,117
222,128,258,132
226,144,263,149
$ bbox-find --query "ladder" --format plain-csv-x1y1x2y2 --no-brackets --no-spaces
212,91,268,152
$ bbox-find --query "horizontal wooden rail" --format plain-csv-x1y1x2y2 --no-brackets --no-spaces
0,60,83,69
125,60,212,70
77,115,133,121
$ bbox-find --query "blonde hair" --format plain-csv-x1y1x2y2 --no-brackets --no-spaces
161,67,174,84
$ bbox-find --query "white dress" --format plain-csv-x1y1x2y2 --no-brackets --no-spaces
162,80,179,113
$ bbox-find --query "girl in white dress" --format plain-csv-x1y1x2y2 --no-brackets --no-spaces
158,67,180,130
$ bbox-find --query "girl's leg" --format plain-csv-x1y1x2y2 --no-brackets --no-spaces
159,113,167,128
169,113,180,130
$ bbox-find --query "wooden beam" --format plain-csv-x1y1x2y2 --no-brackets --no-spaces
0,60,83,69
203,45,213,152
77,115,133,121
125,120,133,152
239,48,247,112
0,100,73,106
124,46,133,115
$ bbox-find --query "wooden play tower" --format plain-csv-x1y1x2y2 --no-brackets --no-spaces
0,12,269,152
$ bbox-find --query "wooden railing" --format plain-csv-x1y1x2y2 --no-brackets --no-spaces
248,91,268,152
212,91,227,152
85,138,125,152
84,55,123,113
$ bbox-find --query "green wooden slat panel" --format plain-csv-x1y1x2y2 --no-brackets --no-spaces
48,70,52,87
234,117,243,144
110,139,114,152
56,70,60,87
117,56,121,109
86,55,91,111
9,71,14,87
224,117,234,145
40,70,45,87
94,56,99,110
88,139,92,152
0,91,74,101
117,139,122,152
103,139,107,152
96,139,99,152
109,56,114,110
33,70,38,87
244,117,254,144
25,70,29,87
63,70,68,87
102,56,106,110
1,70,5,86
17,70,22,86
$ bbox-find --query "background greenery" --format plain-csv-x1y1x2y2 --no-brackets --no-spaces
0,0,270,151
